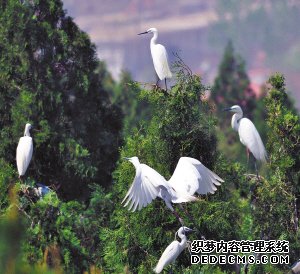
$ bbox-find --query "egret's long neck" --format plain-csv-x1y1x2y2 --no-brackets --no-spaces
231,113,243,131
151,31,158,46
24,127,31,137
131,159,141,172
178,231,188,248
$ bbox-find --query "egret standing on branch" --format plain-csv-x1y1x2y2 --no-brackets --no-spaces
16,123,33,178
138,28,172,91
122,157,224,223
223,105,267,174
154,226,194,273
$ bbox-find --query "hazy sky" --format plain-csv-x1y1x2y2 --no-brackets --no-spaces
62,0,300,107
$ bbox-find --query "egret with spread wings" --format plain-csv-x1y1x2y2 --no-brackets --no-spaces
154,226,193,273
138,27,172,90
122,156,223,222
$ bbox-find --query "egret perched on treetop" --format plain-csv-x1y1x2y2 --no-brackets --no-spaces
122,156,223,223
154,226,194,273
138,27,172,90
16,123,33,178
223,105,267,172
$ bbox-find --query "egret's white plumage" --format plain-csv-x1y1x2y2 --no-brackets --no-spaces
169,157,223,196
34,183,50,198
138,28,172,82
122,157,223,212
225,105,267,162
16,123,33,177
154,226,193,273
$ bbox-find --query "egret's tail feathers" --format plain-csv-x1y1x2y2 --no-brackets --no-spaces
153,265,163,273
260,149,268,163
166,70,172,79
253,147,267,163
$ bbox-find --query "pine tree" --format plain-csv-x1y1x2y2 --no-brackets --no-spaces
0,0,122,200
112,70,152,136
250,73,300,273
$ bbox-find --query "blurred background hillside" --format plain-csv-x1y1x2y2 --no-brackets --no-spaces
63,0,300,108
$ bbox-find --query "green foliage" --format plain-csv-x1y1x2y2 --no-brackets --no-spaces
0,159,15,214
265,74,300,174
14,183,113,273
0,0,122,200
249,73,300,272
113,70,152,136
0,187,56,274
253,174,294,238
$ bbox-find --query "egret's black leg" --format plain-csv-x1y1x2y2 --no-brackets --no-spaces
19,175,24,183
156,78,159,88
254,159,259,179
179,204,194,224
166,200,184,225
172,210,184,226
246,148,250,172
178,204,205,239
165,78,167,91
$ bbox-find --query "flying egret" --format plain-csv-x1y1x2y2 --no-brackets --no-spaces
223,105,267,173
138,27,172,91
154,226,193,273
16,123,33,178
122,156,223,223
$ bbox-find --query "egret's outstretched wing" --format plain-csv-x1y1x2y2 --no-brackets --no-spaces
154,241,180,273
239,118,267,162
151,44,172,80
16,136,33,176
122,164,167,212
168,157,224,196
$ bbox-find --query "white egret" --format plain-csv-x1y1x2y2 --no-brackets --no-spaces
122,156,223,222
16,123,33,178
224,105,267,173
138,27,172,90
154,226,193,273
34,183,50,198
291,259,300,274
